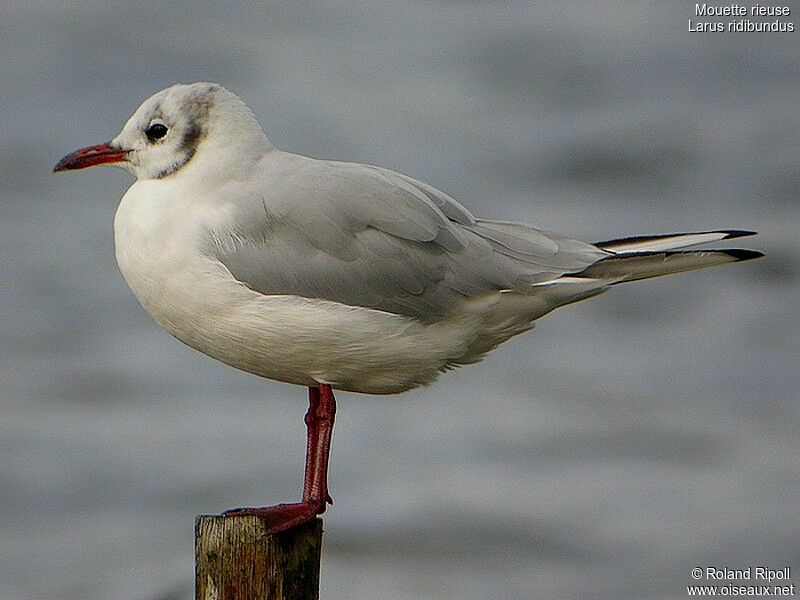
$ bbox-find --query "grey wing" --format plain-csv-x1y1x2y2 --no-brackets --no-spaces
212,158,607,321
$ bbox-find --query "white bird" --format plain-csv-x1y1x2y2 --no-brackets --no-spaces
55,82,762,533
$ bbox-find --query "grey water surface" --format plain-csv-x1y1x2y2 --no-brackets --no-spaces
1,2,798,599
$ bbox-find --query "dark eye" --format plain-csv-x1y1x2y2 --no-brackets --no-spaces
145,123,168,142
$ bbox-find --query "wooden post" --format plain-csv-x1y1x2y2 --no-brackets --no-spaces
195,516,323,600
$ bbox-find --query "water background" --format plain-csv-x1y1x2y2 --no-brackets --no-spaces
2,2,798,599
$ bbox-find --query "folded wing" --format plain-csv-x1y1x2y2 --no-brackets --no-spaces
211,157,606,321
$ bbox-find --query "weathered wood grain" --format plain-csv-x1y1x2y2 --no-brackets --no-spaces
195,516,323,600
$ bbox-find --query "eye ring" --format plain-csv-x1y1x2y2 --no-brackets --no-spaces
145,122,169,142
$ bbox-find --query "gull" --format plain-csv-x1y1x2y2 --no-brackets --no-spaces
54,82,762,533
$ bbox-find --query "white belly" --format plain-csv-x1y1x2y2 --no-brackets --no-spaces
113,182,481,394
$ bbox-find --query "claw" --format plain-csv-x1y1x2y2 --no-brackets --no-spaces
222,502,322,534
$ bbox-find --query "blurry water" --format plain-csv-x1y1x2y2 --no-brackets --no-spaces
2,2,798,599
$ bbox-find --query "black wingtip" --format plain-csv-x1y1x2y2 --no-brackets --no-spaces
723,248,765,261
719,230,758,240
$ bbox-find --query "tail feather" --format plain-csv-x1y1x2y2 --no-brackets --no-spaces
576,249,764,284
596,230,756,253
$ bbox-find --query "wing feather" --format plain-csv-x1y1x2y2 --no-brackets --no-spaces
212,155,606,320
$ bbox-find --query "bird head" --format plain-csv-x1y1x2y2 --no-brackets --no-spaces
54,82,271,180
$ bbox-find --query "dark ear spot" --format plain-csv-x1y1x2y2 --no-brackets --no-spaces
180,124,201,150
153,123,203,179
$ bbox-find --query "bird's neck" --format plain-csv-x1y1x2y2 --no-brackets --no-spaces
176,135,274,185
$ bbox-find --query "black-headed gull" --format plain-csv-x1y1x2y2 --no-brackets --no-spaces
54,82,762,533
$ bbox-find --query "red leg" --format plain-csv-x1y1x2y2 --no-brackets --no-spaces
305,384,336,506
224,384,337,534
